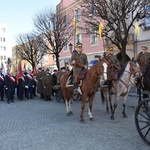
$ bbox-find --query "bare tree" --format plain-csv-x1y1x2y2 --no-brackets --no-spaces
16,33,45,70
82,0,150,64
33,8,73,69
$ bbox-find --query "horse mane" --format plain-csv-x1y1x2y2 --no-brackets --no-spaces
118,61,129,78
116,52,131,67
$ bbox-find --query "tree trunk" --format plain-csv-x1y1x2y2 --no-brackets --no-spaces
56,54,60,70
121,40,127,66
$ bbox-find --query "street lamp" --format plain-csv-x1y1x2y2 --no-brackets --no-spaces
68,43,73,54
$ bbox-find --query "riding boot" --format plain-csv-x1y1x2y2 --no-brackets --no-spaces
73,82,78,90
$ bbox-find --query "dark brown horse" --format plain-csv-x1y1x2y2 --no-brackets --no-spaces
60,58,105,123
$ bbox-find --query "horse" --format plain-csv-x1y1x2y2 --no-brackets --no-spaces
136,64,150,102
100,59,141,119
60,58,105,123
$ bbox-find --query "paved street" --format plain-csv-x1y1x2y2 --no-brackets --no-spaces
0,88,149,150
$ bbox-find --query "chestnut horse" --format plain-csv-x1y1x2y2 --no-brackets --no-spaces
100,59,141,119
60,59,105,123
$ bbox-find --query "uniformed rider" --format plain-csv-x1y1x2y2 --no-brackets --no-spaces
70,43,88,89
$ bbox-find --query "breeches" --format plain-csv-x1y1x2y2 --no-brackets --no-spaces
73,69,81,83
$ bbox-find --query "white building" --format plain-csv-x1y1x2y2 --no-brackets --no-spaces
0,23,11,66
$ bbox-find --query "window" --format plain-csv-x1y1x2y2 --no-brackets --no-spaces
90,28,98,45
75,8,81,22
146,5,150,28
0,28,5,33
89,2,97,17
76,33,82,44
0,37,6,42
62,15,67,28
0,46,6,51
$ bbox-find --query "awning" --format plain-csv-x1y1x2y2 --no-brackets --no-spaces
89,60,98,67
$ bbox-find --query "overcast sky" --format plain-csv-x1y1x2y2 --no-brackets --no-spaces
0,0,61,47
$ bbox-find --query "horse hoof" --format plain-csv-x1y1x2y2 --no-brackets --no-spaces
80,119,85,124
110,115,114,120
90,118,94,121
106,110,110,114
123,114,128,118
67,111,73,116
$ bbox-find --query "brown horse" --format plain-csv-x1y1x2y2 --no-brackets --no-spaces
60,58,105,123
100,60,142,119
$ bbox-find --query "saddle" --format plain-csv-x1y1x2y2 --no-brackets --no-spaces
78,69,87,80
110,70,119,80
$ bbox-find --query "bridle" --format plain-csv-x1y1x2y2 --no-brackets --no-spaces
119,61,141,88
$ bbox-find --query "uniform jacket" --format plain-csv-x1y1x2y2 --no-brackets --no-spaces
0,73,5,88
36,71,45,94
5,75,16,93
25,74,34,88
137,52,150,70
70,52,88,77
105,54,120,80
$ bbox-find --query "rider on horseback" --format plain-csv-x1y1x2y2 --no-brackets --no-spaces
137,46,150,98
104,47,121,90
70,43,88,89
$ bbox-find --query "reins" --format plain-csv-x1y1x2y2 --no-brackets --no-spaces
85,61,104,88
118,61,140,89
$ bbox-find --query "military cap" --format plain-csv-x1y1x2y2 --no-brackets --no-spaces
75,43,83,48
141,46,148,50
107,47,113,51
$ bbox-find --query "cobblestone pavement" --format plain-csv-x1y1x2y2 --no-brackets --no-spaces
0,89,149,150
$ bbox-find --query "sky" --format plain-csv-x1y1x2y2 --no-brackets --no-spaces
0,0,61,47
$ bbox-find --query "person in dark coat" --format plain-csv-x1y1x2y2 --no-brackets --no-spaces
52,69,58,96
36,68,45,99
42,71,54,101
17,75,25,101
5,72,16,104
0,68,5,101
24,70,34,99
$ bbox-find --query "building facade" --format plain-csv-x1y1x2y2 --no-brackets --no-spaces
0,23,8,67
56,0,104,69
56,0,150,68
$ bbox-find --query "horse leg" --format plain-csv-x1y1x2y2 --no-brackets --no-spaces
108,92,113,113
80,94,86,123
110,94,120,120
63,90,73,116
122,95,128,118
88,94,95,121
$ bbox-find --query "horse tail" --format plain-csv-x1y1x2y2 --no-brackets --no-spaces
100,88,105,104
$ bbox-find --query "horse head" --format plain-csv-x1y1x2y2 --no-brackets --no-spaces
96,58,105,79
130,59,142,78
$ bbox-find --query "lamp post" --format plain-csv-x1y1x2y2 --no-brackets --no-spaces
69,43,73,54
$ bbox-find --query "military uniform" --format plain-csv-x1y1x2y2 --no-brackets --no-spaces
36,68,45,98
57,67,66,85
70,43,88,86
105,49,120,80
137,46,150,99
42,73,54,101
137,46,150,74
104,47,120,91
